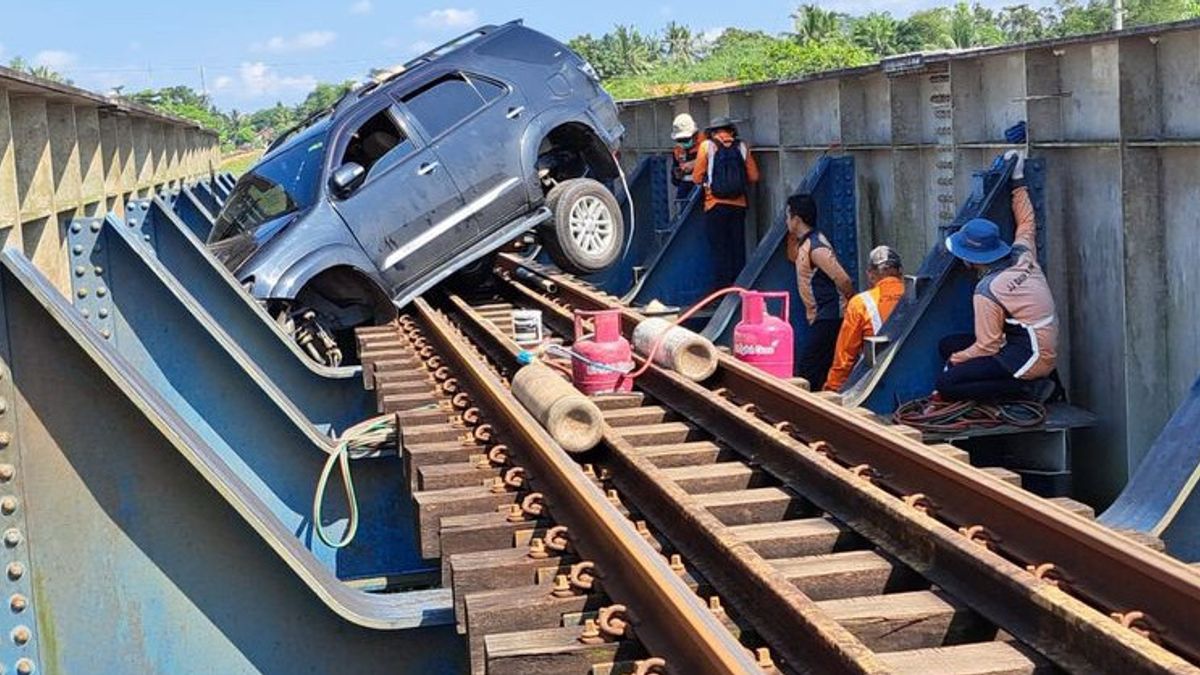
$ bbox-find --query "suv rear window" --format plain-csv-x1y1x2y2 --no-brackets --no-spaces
476,31,566,65
401,73,504,139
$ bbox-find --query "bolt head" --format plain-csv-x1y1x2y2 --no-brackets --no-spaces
70,223,82,233
0,399,6,415
74,266,85,277
4,530,20,547
96,287,107,297
1,496,18,515
128,218,138,226
15,657,33,674
7,562,23,580
143,234,151,242
100,329,112,339
0,432,9,448
98,308,109,319
10,625,28,645
80,309,90,319
76,288,88,299
89,221,101,233
93,266,103,275
9,594,25,613
72,245,83,255
0,466,13,482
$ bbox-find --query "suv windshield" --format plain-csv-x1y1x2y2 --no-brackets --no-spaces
209,132,327,243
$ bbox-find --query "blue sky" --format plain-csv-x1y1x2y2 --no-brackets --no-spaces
0,0,1050,112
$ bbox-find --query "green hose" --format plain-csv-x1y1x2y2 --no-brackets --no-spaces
312,415,396,549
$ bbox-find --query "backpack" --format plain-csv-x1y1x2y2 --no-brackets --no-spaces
706,140,748,199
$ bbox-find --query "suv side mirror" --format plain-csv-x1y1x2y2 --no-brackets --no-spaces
330,162,366,196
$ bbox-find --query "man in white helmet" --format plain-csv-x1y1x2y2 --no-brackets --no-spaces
669,113,705,202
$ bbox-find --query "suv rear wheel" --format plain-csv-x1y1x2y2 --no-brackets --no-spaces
540,178,624,275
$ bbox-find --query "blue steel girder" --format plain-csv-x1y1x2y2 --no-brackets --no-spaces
193,177,225,215
174,184,216,241
123,197,373,431
702,156,858,352
842,156,1048,413
210,175,233,201
0,251,459,673
64,217,426,581
220,171,237,190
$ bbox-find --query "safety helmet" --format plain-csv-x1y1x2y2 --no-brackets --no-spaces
671,113,698,141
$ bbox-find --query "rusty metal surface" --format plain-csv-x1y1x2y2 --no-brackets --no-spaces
496,253,1200,672
411,296,765,675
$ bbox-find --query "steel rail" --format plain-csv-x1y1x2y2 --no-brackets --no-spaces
444,291,890,673
410,297,764,675
495,254,1200,672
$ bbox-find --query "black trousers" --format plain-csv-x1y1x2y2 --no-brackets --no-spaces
935,334,1029,402
704,204,746,290
798,318,841,391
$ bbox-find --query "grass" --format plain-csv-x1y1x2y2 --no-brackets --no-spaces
219,150,263,177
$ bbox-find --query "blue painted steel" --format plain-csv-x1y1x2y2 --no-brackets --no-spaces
842,156,1048,413
1101,373,1200,561
64,217,426,581
173,184,217,240
702,156,858,356
122,198,373,431
569,156,672,297
210,175,233,200
193,178,225,215
0,251,459,672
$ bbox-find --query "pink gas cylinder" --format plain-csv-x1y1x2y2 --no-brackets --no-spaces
572,309,635,395
733,291,794,378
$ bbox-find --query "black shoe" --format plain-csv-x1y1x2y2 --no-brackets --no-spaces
1025,379,1055,403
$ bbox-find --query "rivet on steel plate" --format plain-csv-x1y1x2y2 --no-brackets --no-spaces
99,308,109,319
1111,610,1160,643
0,466,13,482
487,444,509,466
550,573,573,597
81,309,90,319
958,524,1000,550
10,593,26,612
128,218,138,226
10,625,28,645
142,234,151,243
568,561,596,592
527,537,549,559
70,223,82,234
6,562,22,580
74,266,86,277
632,657,667,675
0,433,9,448
520,492,545,517
72,244,83,255
597,604,628,639
100,329,112,340
15,657,34,675
76,288,89,299
89,221,101,233
578,618,604,644
902,493,938,516
96,287,107,297
544,525,569,553
503,466,525,489
2,529,19,547
0,497,16,515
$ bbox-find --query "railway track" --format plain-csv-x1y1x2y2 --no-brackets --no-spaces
355,256,1200,674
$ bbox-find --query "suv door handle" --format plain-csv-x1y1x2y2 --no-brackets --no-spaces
506,106,525,120
417,161,439,176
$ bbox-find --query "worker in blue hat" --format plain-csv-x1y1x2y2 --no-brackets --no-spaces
937,150,1058,403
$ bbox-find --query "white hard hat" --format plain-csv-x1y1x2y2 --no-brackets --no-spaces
671,113,697,141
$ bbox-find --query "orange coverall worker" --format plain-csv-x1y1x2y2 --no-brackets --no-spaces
824,275,904,391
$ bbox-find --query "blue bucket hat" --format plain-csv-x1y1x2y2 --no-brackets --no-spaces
945,218,1011,264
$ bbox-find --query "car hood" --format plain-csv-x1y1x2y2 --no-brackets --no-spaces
207,211,299,274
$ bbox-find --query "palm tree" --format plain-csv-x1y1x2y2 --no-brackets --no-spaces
851,12,900,56
610,25,656,76
662,22,699,64
791,4,842,43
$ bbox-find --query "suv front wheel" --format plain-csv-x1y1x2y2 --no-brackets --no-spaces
540,178,624,275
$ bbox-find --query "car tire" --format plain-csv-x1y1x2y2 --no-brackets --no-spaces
540,178,624,275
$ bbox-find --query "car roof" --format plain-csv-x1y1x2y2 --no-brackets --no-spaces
266,20,535,154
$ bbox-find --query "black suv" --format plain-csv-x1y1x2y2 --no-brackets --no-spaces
207,20,625,365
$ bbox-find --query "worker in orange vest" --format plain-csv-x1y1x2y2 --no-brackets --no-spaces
669,113,705,202
824,246,905,392
693,116,759,289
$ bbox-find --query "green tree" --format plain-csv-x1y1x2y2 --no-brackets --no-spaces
998,4,1056,42
896,8,954,51
7,56,72,85
851,12,901,56
1125,0,1200,25
1054,0,1112,35
949,2,1005,48
791,4,844,43
295,80,356,119
609,25,659,76
662,22,700,64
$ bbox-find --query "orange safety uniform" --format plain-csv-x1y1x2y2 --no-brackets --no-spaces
824,275,904,392
692,129,760,211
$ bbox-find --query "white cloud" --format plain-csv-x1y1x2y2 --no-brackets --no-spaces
699,26,726,45
416,8,479,29
251,30,337,53
213,75,233,90
233,62,318,98
33,50,78,70
350,0,373,14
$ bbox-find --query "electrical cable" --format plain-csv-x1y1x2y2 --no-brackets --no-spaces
893,397,1046,434
312,413,398,549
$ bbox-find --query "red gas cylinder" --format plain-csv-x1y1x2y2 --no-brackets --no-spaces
733,291,794,378
572,309,635,395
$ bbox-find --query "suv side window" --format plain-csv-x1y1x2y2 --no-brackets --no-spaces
401,73,498,139
340,108,415,179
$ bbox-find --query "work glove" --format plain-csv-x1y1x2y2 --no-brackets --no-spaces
1004,149,1026,181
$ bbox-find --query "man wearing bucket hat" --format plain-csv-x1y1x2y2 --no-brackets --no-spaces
824,245,905,392
669,113,705,202
693,116,759,288
937,150,1058,402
